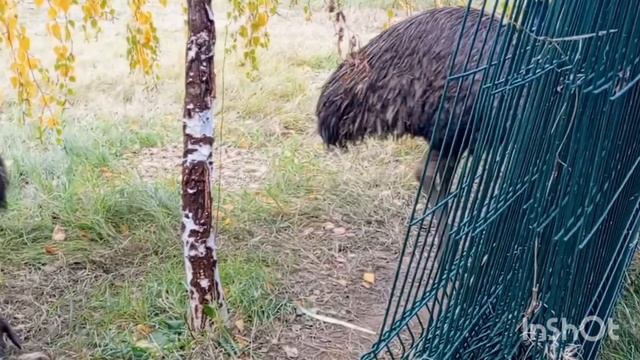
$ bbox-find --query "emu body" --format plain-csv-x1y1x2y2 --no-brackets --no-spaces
0,158,21,357
316,7,505,195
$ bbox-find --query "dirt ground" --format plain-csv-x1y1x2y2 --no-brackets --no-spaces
123,144,415,360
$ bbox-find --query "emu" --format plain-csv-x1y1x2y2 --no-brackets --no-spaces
316,7,505,206
0,156,22,357
0,156,6,209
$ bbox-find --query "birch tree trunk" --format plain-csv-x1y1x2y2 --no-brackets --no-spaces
182,0,226,331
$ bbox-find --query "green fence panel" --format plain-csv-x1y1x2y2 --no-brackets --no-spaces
363,1,640,359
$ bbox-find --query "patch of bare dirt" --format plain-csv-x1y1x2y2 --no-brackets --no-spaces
263,218,441,360
124,144,269,191
0,265,102,359
257,223,398,359
0,241,154,359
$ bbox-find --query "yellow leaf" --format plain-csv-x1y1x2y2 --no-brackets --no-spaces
137,11,151,25
44,116,61,129
134,324,153,338
363,272,375,285
48,7,58,20
27,58,40,70
41,95,53,106
143,28,153,45
58,0,73,13
49,23,62,41
54,45,69,57
26,82,38,99
255,12,268,27
17,49,27,63
159,0,168,7
10,76,19,89
238,25,248,39
14,62,29,77
34,0,45,7
19,35,30,51
7,18,18,40
238,137,250,149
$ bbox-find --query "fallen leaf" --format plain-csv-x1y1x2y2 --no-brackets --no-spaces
52,225,66,242
362,281,372,289
100,167,114,179
120,224,130,236
44,245,60,255
283,345,299,358
363,272,375,285
135,324,154,338
235,319,245,332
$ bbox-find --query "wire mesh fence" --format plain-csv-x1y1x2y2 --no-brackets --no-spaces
363,1,640,359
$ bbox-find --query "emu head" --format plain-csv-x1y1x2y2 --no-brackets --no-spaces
315,61,365,148
315,59,413,149
0,157,7,209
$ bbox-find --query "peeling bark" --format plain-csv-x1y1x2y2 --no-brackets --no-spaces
182,0,226,331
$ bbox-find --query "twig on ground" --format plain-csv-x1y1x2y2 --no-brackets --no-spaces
296,304,376,335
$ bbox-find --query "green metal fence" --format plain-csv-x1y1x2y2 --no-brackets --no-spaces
364,1,640,359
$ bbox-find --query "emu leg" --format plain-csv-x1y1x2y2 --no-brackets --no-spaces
414,149,456,266
414,151,442,208
413,153,458,332
432,158,456,266
414,149,459,275
424,158,457,332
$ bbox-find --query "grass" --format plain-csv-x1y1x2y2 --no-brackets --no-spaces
79,255,287,359
0,114,292,358
602,266,640,360
0,1,639,359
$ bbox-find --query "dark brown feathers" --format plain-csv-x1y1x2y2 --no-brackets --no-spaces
0,316,22,356
316,7,506,157
0,156,6,209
